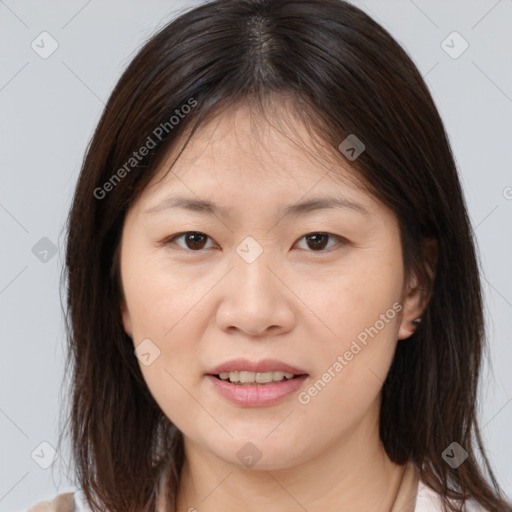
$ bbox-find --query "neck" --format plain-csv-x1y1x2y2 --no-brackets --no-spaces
174,405,409,512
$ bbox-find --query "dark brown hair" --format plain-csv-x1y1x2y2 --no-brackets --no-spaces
57,0,512,511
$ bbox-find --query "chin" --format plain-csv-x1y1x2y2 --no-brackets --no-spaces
212,438,306,471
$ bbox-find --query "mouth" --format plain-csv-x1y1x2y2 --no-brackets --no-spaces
210,371,308,385
205,359,309,406
205,373,309,407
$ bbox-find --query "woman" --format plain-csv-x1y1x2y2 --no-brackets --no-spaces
27,0,512,511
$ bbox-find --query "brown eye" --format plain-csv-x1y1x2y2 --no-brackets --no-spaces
184,232,208,250
296,232,345,253
165,232,214,251
304,233,329,250
163,231,346,254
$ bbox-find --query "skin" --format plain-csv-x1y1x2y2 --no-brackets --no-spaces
119,101,429,512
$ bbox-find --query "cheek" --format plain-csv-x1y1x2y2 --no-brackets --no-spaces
127,279,205,429
137,362,200,436
127,275,205,380
302,246,403,345
299,250,403,411
298,312,400,433
121,253,207,420
123,253,209,340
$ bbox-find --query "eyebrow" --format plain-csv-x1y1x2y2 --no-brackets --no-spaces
143,195,371,218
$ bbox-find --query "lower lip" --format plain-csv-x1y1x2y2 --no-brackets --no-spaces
205,374,309,407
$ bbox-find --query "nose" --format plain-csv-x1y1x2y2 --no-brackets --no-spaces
215,248,296,337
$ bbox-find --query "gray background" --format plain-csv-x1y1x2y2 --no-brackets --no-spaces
1,1,511,510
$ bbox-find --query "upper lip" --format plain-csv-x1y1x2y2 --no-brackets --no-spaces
207,358,308,375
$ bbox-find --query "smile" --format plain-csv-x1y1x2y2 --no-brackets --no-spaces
206,374,309,407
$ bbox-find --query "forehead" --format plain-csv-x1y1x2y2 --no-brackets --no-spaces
143,101,368,202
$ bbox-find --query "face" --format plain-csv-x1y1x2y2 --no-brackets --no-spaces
119,103,424,470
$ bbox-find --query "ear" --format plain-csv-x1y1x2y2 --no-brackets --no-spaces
398,238,438,341
120,297,133,339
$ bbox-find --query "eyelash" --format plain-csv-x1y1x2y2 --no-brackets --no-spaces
161,231,348,255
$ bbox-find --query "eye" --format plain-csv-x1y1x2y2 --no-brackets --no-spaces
162,231,347,253
294,232,346,253
164,232,216,251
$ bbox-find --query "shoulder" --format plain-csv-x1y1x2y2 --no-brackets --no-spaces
26,463,170,512
25,492,75,512
414,479,491,512
25,489,94,512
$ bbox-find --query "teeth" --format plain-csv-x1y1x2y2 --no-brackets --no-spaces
218,371,296,384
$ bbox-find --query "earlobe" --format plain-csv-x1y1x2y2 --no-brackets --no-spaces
398,315,423,340
398,238,438,341
397,274,428,340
